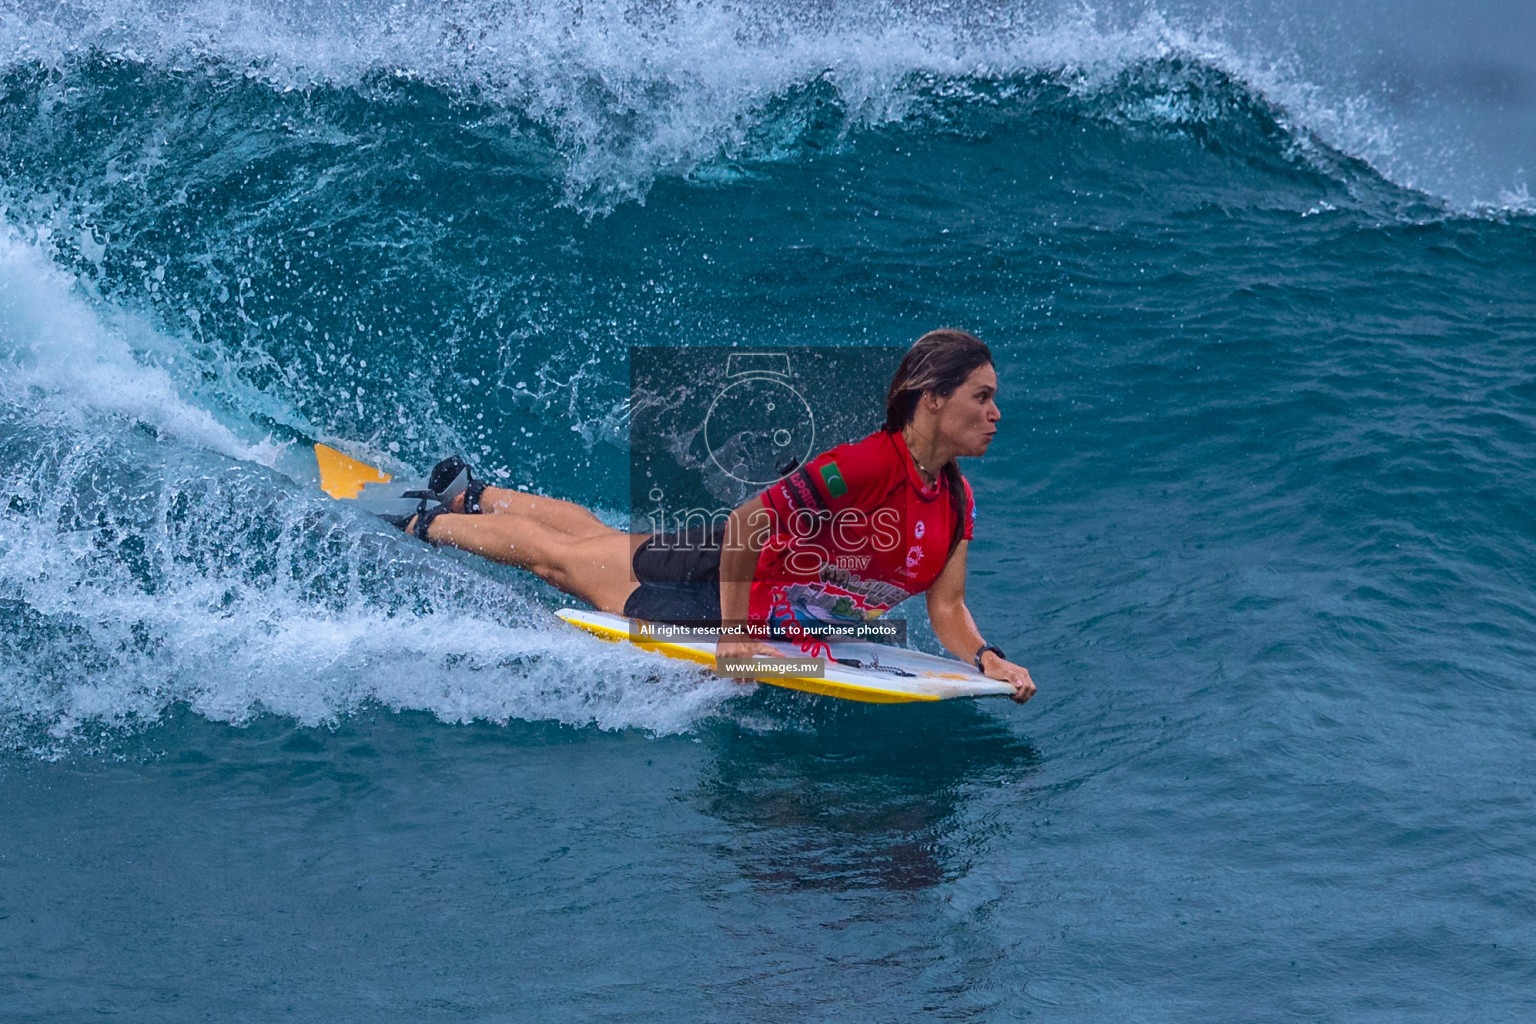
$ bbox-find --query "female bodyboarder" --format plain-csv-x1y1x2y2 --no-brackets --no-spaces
391,329,1036,703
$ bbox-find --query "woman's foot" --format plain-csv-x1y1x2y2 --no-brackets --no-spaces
377,455,487,541
427,455,487,514
380,496,453,543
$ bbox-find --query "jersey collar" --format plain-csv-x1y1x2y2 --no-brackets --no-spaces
891,430,944,500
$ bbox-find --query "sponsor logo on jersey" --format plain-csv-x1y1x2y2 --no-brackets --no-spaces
783,468,820,511
905,544,923,569
914,520,926,539
819,462,848,498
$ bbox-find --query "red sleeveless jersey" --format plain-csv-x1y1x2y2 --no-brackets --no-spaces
749,430,975,628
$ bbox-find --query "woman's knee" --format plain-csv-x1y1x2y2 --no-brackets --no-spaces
542,534,638,605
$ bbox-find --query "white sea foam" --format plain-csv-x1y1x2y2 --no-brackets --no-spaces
0,0,1427,208
0,561,736,745
0,467,742,747
0,230,282,465
0,227,742,746
8,606,739,753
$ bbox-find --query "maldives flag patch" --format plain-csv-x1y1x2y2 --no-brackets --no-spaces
819,462,848,498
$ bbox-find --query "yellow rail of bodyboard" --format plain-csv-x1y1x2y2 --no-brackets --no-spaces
315,443,391,499
556,610,940,704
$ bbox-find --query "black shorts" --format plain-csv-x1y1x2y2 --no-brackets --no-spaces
622,523,724,625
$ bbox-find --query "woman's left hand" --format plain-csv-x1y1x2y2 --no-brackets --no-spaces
981,651,1036,704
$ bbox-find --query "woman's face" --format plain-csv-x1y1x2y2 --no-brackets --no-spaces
930,363,1000,457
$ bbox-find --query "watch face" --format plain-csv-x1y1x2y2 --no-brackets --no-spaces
703,376,817,486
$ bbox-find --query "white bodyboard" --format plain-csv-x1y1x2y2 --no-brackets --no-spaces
557,608,1014,704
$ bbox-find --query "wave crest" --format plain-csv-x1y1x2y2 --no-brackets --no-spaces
1,0,1417,210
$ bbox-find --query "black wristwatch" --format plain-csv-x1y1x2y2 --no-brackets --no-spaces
974,644,1005,671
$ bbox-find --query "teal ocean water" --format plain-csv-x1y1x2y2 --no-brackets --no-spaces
2,0,1534,1018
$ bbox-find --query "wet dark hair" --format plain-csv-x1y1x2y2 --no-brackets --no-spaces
881,329,994,555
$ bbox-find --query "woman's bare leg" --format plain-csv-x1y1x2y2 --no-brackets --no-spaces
419,512,645,614
451,485,610,538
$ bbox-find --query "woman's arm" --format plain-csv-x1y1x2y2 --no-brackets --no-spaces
716,495,779,661
925,540,1036,703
